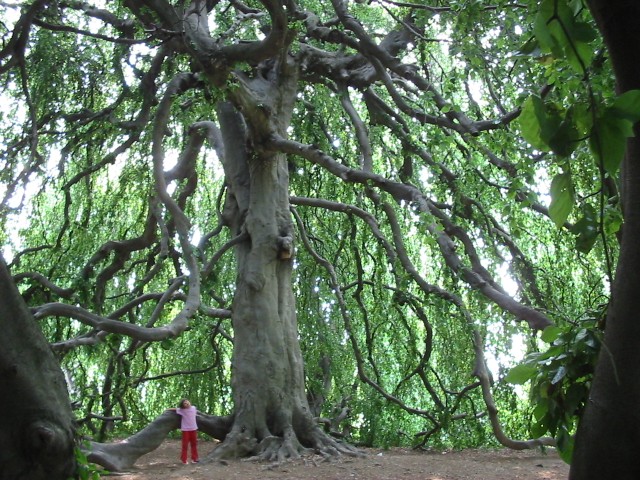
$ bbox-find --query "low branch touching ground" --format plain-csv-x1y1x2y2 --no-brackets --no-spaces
87,410,233,471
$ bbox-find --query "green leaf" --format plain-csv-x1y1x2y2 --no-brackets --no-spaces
540,325,562,343
571,204,599,254
565,383,587,416
574,329,588,342
572,101,593,135
590,109,635,175
505,363,537,384
531,414,549,438
611,89,640,122
519,96,549,150
517,36,540,56
533,400,549,421
571,20,598,43
603,204,623,236
534,345,563,362
549,172,575,227
556,427,575,464
533,0,594,74
565,40,592,74
548,113,579,157
539,380,551,399
518,95,562,150
551,365,567,385
533,0,560,56
540,108,564,147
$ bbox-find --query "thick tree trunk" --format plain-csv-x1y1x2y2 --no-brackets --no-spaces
0,256,76,480
219,146,320,460
571,2,640,479
208,61,357,461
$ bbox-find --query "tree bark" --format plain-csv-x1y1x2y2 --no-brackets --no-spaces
0,256,76,480
87,410,233,471
208,59,358,461
571,2,640,479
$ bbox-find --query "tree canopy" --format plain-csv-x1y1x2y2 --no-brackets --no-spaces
0,0,631,474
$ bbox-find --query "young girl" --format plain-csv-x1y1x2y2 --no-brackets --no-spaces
169,398,199,464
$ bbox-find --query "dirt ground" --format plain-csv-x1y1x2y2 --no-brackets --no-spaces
104,439,569,479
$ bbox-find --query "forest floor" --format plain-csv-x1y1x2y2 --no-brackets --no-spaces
103,439,569,479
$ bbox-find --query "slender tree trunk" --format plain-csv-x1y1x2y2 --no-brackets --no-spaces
571,2,640,479
0,256,76,480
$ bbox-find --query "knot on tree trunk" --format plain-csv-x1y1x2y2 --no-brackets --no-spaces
277,235,294,259
27,422,58,452
18,420,75,480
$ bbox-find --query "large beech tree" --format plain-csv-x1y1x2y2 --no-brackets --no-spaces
0,0,637,478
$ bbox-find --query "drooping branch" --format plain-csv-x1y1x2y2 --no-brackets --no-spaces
46,296,232,353
292,208,436,420
33,301,190,341
62,0,137,35
61,45,168,192
473,353,556,450
0,0,47,74
290,196,396,265
1,0,614,463
31,18,145,44
150,72,204,332
12,271,74,300
274,134,554,331
337,84,374,173
297,0,531,144
293,203,500,441
328,0,480,135
298,193,514,438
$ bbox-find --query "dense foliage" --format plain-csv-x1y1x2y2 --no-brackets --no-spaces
0,0,619,455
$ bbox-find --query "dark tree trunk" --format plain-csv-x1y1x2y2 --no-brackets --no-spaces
0,256,76,480
571,2,640,479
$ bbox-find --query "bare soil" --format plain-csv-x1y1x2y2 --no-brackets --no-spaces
104,439,569,479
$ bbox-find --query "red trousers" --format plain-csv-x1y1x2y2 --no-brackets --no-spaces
181,430,199,463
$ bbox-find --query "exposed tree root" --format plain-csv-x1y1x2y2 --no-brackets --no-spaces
206,423,363,467
203,428,258,461
307,427,362,459
85,408,360,472
250,434,308,462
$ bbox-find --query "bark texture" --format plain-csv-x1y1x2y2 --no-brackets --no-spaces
207,59,358,461
571,2,640,479
87,410,233,471
0,256,76,480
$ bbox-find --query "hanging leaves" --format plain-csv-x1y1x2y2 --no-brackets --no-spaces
0,0,622,455
519,95,561,151
533,0,597,74
549,171,575,227
505,313,604,464
518,96,579,158
590,90,640,176
570,204,599,254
